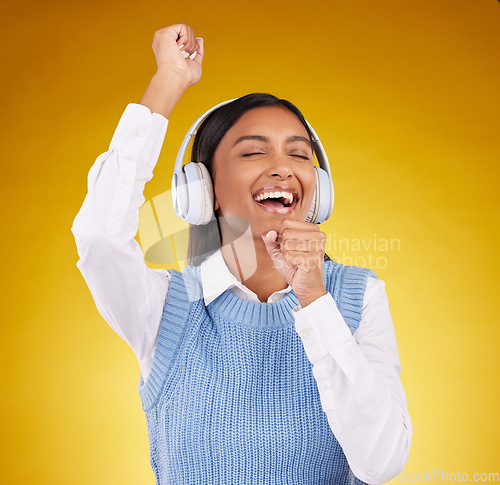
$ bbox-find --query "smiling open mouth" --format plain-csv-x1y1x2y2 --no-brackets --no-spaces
253,188,298,214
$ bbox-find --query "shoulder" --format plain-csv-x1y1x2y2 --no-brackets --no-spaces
363,275,386,310
323,260,380,309
323,260,378,334
164,265,204,303
324,262,388,312
323,259,378,289
323,261,390,314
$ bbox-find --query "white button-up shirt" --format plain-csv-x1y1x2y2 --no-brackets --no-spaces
71,103,412,484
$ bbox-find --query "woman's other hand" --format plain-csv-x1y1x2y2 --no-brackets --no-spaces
152,23,204,88
262,220,328,308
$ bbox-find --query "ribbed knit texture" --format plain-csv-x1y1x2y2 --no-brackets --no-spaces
138,260,377,484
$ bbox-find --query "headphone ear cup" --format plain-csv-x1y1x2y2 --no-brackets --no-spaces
305,174,319,223
306,166,332,224
316,166,333,224
182,162,214,225
173,169,189,220
194,163,215,225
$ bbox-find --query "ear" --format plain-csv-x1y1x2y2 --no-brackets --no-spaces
214,199,220,211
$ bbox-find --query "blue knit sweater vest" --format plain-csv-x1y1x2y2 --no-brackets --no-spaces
138,260,377,484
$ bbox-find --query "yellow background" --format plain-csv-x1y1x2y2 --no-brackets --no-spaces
1,0,499,483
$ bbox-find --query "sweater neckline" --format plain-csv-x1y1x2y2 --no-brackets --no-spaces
207,282,300,330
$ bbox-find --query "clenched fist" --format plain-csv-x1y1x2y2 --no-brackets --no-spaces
262,219,328,308
139,23,204,118
152,23,204,88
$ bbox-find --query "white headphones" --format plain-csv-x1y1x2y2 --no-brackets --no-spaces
171,98,334,225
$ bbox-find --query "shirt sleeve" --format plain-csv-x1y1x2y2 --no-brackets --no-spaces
292,276,413,485
71,103,171,381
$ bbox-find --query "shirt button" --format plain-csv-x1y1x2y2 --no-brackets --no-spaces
136,127,147,137
122,177,132,185
318,381,327,391
302,330,310,341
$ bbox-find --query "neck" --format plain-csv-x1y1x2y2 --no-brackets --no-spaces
220,231,287,303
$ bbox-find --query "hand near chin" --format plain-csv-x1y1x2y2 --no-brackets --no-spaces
262,220,328,308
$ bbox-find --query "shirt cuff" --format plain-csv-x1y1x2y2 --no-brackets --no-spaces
293,292,354,363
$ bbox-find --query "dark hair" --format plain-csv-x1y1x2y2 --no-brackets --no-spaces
185,93,332,266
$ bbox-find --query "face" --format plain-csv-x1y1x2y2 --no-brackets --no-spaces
211,105,316,240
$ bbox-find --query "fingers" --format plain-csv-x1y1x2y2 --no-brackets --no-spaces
279,251,324,270
277,220,324,249
276,224,326,270
278,230,326,252
261,230,290,273
261,230,281,258
172,23,199,59
153,23,200,58
152,23,204,86
192,37,204,64
262,224,325,268
263,221,325,254
279,243,325,270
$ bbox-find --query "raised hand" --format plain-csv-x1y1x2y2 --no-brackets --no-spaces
151,23,204,88
139,23,204,119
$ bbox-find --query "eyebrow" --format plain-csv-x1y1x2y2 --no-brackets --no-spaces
232,135,312,148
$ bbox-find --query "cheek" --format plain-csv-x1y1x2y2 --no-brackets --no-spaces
213,169,250,214
301,168,317,207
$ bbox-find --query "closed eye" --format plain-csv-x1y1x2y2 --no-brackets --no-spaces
241,152,310,160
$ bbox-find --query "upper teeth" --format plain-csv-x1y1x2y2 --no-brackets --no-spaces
254,191,294,205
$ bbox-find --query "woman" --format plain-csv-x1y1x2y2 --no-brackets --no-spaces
72,23,412,485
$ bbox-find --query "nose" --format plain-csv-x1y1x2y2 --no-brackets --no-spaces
265,151,293,180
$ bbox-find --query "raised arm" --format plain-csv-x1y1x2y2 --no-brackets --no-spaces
71,24,204,381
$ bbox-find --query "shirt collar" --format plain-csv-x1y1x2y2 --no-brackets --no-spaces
200,248,292,305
